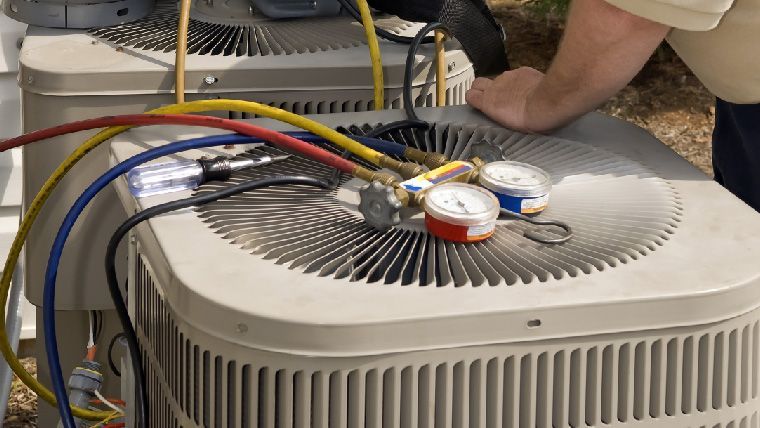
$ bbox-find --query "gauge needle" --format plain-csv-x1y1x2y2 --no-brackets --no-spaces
453,194,470,213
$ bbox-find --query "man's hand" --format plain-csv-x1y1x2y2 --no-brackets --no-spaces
466,68,547,133
467,0,670,133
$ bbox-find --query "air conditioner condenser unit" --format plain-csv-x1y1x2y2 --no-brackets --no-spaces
110,106,760,428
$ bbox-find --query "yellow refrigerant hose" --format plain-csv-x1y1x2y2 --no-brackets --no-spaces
354,0,385,110
435,30,447,107
175,0,192,103
0,99,394,420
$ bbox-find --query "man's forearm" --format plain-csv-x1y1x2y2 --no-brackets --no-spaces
529,0,670,127
467,0,671,132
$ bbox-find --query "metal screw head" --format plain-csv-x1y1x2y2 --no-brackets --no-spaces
447,62,456,72
235,323,248,333
26,75,33,84
203,75,217,85
309,0,317,8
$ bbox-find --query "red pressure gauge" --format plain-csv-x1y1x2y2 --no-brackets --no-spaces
423,183,500,243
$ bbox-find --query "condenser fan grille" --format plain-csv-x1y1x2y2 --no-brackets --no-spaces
195,123,683,287
88,0,414,56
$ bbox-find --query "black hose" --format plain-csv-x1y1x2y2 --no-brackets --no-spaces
107,333,126,377
336,0,434,45
105,176,329,427
404,22,448,122
366,119,429,138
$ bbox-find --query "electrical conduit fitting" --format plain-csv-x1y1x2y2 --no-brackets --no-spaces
67,360,106,427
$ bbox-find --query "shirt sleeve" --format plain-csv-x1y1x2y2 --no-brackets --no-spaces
603,0,735,31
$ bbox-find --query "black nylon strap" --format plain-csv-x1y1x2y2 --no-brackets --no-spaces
366,0,509,76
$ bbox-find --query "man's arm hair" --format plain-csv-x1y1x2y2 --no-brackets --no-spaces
467,0,671,132
529,0,671,128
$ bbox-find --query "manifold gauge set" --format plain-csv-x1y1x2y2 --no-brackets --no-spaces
419,161,554,243
356,152,558,243
131,147,560,244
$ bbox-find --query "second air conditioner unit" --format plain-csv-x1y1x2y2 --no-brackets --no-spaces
19,5,475,423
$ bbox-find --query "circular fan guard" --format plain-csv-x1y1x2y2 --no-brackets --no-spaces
88,0,415,57
195,123,683,287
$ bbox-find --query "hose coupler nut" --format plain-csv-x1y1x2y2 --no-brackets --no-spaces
398,162,426,180
422,152,449,169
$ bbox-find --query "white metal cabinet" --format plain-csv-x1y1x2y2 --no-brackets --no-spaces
0,11,32,340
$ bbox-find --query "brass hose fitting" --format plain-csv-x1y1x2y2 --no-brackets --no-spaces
403,148,449,169
397,162,426,180
376,155,426,179
353,167,397,186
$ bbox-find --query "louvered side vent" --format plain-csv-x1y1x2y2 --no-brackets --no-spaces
135,253,760,428
195,122,682,287
88,0,414,56
230,76,474,115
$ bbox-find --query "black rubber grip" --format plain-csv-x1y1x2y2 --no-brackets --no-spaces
198,156,233,183
367,0,509,76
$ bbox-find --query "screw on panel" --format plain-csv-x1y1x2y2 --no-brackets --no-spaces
26,75,33,84
309,0,317,8
448,62,456,72
236,323,248,333
203,75,218,85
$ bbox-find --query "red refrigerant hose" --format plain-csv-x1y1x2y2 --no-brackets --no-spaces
0,114,357,173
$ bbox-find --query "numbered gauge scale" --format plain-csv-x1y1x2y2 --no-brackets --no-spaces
423,183,500,243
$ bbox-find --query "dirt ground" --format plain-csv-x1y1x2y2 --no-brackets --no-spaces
4,358,37,427
488,1,716,175
3,5,717,426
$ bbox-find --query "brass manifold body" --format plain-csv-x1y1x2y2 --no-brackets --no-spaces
354,156,487,209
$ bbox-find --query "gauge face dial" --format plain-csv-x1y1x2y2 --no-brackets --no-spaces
482,162,548,188
427,187,491,215
424,183,499,225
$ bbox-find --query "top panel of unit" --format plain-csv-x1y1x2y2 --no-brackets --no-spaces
110,106,760,356
88,0,414,57
17,7,471,95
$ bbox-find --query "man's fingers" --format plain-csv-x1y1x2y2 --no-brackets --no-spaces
470,77,493,91
465,88,484,109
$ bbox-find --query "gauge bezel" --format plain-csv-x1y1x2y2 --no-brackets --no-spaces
423,183,500,226
479,161,552,198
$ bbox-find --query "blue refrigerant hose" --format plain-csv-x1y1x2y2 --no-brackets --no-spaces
292,131,408,157
42,132,341,427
